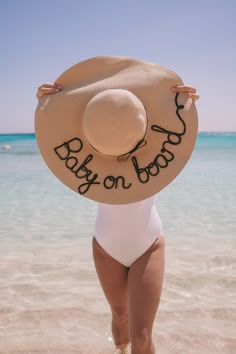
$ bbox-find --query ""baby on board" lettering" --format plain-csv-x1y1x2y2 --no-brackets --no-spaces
53,92,187,195
54,138,132,194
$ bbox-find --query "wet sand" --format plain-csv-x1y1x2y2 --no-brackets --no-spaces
0,237,235,354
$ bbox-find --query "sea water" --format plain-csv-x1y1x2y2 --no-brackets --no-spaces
0,133,235,353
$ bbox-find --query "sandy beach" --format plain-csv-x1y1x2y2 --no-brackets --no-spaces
0,236,235,354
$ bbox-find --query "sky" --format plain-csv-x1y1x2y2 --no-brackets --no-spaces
0,0,235,133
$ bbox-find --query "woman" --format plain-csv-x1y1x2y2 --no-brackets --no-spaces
37,81,199,354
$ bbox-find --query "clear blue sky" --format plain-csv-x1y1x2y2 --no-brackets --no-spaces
0,0,235,133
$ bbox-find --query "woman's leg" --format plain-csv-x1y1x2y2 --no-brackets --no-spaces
92,237,131,348
128,235,165,354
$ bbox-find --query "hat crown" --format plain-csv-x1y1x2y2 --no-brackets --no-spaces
82,89,147,156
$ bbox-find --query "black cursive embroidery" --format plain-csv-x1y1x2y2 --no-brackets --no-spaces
54,138,83,160
132,93,186,183
103,175,132,189
54,93,187,194
54,138,132,195
117,139,147,162
54,138,101,194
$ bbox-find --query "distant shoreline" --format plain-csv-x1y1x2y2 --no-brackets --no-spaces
0,132,236,136
0,133,36,136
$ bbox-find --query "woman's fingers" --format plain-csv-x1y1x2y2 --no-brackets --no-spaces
37,83,63,99
172,85,196,93
188,93,200,101
37,88,59,99
171,85,199,101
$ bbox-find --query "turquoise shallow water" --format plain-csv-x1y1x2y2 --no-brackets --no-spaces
0,132,236,243
0,133,235,353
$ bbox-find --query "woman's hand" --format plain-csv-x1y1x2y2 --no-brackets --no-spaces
171,85,199,102
36,83,199,102
36,83,63,100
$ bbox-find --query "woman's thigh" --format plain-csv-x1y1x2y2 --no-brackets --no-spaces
128,234,165,336
92,237,129,311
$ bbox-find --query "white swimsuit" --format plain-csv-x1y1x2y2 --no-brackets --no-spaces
95,196,163,267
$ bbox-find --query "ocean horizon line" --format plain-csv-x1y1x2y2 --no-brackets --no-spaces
0,131,236,136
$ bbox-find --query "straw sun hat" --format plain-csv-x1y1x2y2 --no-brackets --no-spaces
35,56,198,204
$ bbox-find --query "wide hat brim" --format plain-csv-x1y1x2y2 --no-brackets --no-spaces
35,56,198,204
